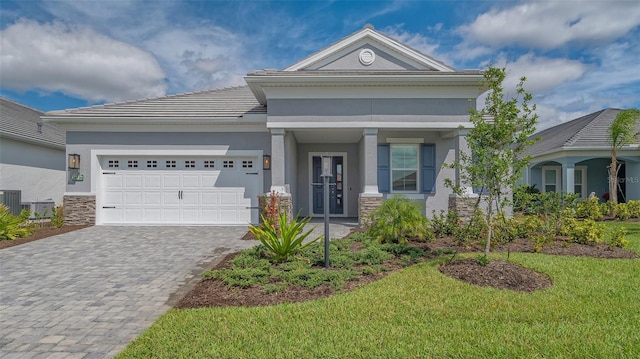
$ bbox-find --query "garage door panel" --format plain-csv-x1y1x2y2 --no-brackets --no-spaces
124,208,143,222
144,175,162,188
144,192,162,205
143,208,162,222
124,192,142,205
182,192,199,205
100,156,259,225
104,192,123,205
182,175,200,189
124,175,143,188
163,175,181,189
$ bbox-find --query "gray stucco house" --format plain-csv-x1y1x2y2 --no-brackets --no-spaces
44,25,484,226
525,108,640,202
1,97,66,207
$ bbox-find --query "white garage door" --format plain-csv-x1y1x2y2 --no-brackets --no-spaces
99,156,260,225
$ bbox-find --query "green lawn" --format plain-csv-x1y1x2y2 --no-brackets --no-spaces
117,222,640,358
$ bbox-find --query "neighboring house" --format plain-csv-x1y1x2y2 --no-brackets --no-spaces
43,25,484,226
0,97,66,208
525,108,640,202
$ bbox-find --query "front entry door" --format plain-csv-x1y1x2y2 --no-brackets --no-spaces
311,156,344,215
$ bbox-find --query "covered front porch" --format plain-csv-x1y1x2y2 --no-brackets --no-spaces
267,127,472,224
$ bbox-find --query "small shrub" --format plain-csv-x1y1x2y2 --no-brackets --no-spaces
354,246,394,265
0,205,34,240
380,243,425,260
513,184,540,214
263,283,288,293
348,231,372,242
368,196,431,244
518,214,545,239
205,267,271,288
566,219,605,245
627,200,640,218
531,232,554,253
613,203,631,221
453,207,486,244
50,205,65,228
249,212,321,262
576,197,604,221
492,212,519,243
608,227,629,248
431,210,458,238
476,255,490,266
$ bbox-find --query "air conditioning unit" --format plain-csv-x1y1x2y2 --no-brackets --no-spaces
24,200,56,219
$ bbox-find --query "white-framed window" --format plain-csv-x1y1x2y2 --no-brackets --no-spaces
390,144,419,192
542,166,560,193
575,166,587,198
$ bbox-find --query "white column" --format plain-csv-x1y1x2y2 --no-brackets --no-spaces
270,129,287,194
455,129,474,195
362,128,379,194
562,163,575,194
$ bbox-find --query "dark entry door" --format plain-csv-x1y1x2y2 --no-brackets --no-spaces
312,156,344,215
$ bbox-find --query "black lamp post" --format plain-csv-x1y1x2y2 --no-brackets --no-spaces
321,155,332,268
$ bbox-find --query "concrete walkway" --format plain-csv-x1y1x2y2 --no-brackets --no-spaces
0,220,357,358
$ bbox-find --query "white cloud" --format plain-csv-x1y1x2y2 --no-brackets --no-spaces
0,20,166,102
381,25,456,67
458,0,640,52
143,27,248,91
502,54,587,94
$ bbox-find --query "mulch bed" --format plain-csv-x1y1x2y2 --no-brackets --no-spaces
177,232,638,308
0,225,90,250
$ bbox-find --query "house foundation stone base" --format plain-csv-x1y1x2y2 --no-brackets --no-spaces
63,195,96,225
448,194,479,221
358,193,383,228
259,192,293,223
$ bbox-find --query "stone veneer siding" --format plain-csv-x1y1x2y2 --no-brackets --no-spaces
448,195,479,221
358,194,383,227
258,193,293,224
63,195,96,225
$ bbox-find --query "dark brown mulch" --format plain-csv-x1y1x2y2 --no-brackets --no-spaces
177,230,639,308
439,258,553,292
176,251,399,308
0,225,90,250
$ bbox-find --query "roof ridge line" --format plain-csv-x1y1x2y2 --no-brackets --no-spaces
0,96,45,115
51,85,250,114
564,109,609,146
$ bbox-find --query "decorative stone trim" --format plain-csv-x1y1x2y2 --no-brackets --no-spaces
258,192,293,224
63,195,96,225
358,194,383,227
448,194,479,221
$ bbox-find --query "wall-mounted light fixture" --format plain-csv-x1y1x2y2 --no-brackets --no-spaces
263,155,271,170
68,153,81,169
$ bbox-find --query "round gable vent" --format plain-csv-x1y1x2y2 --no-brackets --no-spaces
359,48,375,66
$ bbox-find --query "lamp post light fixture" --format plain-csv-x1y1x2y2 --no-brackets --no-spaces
321,155,333,268
68,154,80,169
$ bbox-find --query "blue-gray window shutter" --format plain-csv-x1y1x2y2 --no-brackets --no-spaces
377,144,390,193
421,144,435,193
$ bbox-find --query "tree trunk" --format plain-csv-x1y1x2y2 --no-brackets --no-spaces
484,197,493,258
609,150,618,204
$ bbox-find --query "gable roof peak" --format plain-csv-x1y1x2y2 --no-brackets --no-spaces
284,26,455,72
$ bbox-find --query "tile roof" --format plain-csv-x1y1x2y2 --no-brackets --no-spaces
0,97,65,148
528,108,640,157
45,86,265,119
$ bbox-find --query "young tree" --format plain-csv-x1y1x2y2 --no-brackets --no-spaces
446,67,538,258
608,109,640,204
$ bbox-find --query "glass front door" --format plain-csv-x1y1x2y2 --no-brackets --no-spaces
311,156,344,215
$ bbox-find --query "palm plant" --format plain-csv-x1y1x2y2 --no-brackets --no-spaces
608,109,640,204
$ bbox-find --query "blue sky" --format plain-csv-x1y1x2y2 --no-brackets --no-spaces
1,0,639,129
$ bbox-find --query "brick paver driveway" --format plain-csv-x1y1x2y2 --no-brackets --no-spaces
0,226,255,358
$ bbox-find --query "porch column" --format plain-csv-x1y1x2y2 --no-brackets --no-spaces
362,128,379,194
269,129,287,194
448,129,478,220
359,128,383,227
562,162,575,194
